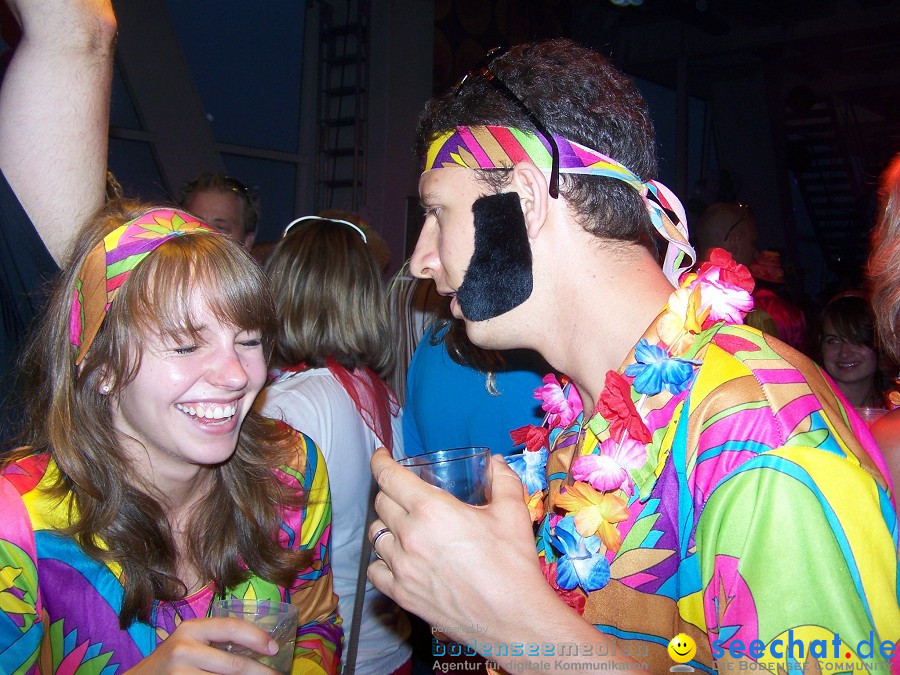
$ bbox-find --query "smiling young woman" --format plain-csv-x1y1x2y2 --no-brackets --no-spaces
817,293,889,410
0,201,341,673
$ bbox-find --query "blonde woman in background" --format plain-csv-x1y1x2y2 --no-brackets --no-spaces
869,154,900,489
259,216,412,675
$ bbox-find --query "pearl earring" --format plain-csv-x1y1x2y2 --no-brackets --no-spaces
100,384,110,394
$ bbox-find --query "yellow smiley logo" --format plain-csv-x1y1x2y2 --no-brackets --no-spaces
667,633,697,664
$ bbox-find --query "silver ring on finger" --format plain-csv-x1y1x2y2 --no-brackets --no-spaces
371,527,392,561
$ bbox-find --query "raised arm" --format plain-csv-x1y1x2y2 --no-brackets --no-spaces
0,0,116,263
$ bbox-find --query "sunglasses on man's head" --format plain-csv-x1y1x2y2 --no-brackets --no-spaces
724,203,752,241
453,47,560,199
221,176,252,199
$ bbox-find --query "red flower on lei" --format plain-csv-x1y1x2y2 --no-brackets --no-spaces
510,424,551,452
595,371,651,444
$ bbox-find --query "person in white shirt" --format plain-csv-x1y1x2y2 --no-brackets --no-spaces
257,215,412,675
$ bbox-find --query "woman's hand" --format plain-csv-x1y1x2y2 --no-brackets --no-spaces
124,617,280,674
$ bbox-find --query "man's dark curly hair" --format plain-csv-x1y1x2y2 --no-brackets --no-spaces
415,39,658,244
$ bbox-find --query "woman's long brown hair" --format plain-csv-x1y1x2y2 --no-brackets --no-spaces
9,200,311,627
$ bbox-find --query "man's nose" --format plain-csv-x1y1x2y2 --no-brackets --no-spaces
409,223,438,280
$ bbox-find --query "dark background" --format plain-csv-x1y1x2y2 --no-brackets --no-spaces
2,0,898,298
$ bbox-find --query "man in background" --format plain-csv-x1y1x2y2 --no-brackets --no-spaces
693,201,757,266
179,171,259,248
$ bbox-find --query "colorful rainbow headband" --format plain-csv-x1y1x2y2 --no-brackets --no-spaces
424,125,696,285
70,208,216,365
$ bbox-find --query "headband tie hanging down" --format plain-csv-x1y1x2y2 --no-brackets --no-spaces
425,125,696,285
70,208,216,364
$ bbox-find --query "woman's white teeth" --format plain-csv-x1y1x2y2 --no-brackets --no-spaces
175,402,236,419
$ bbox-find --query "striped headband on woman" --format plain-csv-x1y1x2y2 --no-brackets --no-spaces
424,125,696,285
70,208,216,364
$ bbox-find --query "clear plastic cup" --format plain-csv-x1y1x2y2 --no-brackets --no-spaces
210,598,298,674
855,406,889,428
399,446,492,505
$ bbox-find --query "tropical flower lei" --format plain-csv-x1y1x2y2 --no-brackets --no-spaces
507,248,755,610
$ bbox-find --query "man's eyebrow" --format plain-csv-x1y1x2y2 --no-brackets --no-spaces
419,192,438,207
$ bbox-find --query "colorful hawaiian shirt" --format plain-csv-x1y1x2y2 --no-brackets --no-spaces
0,433,342,674
511,252,900,673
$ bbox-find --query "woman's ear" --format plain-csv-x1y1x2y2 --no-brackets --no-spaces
92,364,113,395
508,161,550,239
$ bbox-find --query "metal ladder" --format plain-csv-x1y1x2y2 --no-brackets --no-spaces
784,91,869,280
315,0,370,213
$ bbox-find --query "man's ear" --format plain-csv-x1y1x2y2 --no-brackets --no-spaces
244,231,256,250
508,161,550,239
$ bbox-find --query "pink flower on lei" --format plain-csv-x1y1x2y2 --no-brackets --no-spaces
571,436,646,496
683,249,755,326
696,248,755,292
534,374,583,429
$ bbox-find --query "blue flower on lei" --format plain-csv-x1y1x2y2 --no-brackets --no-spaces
624,338,696,396
551,515,611,592
506,448,549,493
536,514,557,563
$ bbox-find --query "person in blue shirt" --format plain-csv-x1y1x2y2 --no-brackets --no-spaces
402,311,549,458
